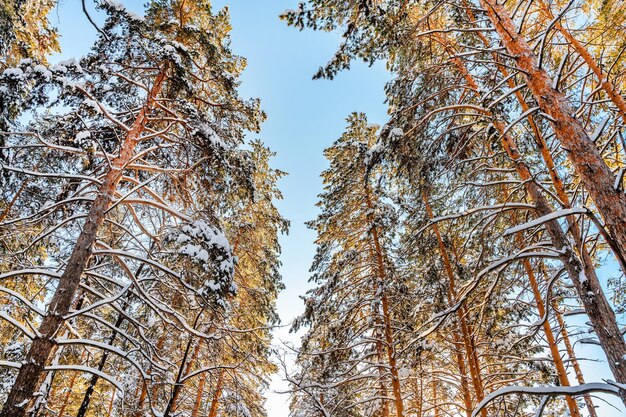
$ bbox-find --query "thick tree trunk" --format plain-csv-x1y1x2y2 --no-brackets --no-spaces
440,23,626,403
481,0,626,273
0,69,167,417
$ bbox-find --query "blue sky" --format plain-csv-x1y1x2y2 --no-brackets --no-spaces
50,1,624,416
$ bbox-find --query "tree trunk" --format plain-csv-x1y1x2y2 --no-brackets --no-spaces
0,68,167,417
551,290,598,417
422,191,486,416
500,178,580,416
441,20,597,413
535,0,626,123
481,0,626,273
207,369,225,417
440,22,626,403
366,187,405,417
163,336,194,417
163,310,204,417
55,350,87,417
135,333,167,417
497,120,626,405
190,373,207,417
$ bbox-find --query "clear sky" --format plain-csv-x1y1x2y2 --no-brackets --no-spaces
50,1,624,416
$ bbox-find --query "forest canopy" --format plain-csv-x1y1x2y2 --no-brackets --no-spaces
1,0,626,416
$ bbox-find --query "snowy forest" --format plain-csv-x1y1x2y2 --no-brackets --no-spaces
1,0,626,416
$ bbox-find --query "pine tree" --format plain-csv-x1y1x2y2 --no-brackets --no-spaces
0,1,282,416
290,113,406,417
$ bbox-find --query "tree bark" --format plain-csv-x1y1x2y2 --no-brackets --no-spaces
498,121,626,405
481,0,626,273
440,22,626,403
190,372,207,417
422,191,486,417
366,186,405,417
207,369,225,417
0,68,167,417
535,0,626,123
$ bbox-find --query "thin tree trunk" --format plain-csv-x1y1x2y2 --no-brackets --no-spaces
432,376,439,417
524,259,580,416
500,178,580,416
422,191,486,416
163,336,194,417
365,187,405,417
106,391,115,417
190,372,207,417
163,310,204,417
497,120,626,405
56,350,88,417
207,369,225,417
535,0,626,122
441,19,597,413
0,68,167,417
552,300,598,417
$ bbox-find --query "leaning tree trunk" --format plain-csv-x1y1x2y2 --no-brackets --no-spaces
535,0,626,123
480,0,626,275
497,121,626,406
439,23,626,404
0,68,167,417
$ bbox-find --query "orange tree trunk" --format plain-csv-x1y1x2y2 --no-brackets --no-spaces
207,369,225,417
535,0,626,123
0,68,168,417
440,22,596,414
480,0,626,271
439,23,626,403
497,120,626,405
422,191,486,416
190,372,207,417
365,186,405,417
552,291,598,417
